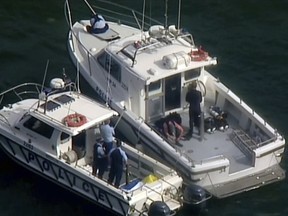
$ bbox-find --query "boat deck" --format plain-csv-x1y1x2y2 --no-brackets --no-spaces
160,110,253,174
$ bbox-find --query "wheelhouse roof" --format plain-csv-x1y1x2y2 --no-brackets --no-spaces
74,21,217,85
105,23,217,84
28,91,117,135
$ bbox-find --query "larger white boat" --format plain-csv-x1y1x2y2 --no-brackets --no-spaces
66,0,286,199
0,71,185,216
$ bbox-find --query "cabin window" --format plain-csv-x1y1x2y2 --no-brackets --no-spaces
184,68,200,80
23,116,54,139
148,80,162,96
60,132,70,144
97,52,121,82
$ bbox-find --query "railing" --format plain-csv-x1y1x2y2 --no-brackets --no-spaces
64,0,163,33
117,31,195,67
0,83,43,130
65,0,196,67
0,82,42,107
199,155,227,165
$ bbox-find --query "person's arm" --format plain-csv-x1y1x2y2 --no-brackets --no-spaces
198,90,202,103
174,122,184,142
162,122,169,138
185,92,189,103
120,149,128,167
111,126,115,136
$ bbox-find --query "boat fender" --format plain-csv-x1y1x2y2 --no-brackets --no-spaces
63,113,87,127
148,201,173,216
183,184,207,213
62,150,78,164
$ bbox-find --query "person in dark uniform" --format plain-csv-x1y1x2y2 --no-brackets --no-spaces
108,140,128,188
92,139,106,179
185,81,202,137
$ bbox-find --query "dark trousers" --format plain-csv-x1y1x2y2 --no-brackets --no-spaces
92,158,107,179
103,141,113,154
189,109,200,134
108,166,123,188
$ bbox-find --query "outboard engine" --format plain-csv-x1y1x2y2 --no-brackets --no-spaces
148,201,173,216
183,184,209,214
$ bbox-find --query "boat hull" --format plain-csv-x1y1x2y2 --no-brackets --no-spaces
0,135,130,215
69,39,285,198
66,1,285,198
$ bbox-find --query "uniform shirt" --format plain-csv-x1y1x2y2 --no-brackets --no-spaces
109,147,128,169
100,124,115,143
93,143,105,161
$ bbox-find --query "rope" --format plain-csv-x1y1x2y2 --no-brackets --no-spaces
113,107,126,129
137,117,145,144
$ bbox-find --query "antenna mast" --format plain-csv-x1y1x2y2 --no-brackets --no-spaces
141,0,146,32
164,0,168,28
177,0,181,29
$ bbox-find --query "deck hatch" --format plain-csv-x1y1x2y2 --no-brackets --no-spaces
40,100,60,111
54,94,75,105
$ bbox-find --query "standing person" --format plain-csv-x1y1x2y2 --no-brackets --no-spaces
92,139,106,179
100,119,115,155
185,81,202,137
108,140,128,188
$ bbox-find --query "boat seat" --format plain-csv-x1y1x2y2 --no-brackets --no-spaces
91,28,120,41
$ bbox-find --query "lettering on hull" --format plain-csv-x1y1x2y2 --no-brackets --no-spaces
0,137,129,215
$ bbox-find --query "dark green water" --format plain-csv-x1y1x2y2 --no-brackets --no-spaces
0,0,288,215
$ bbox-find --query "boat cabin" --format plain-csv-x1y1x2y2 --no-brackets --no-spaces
94,25,217,123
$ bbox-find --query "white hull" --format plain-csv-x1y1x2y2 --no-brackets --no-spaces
66,0,285,198
0,81,184,215
0,135,130,215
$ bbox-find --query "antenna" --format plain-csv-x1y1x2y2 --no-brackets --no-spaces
38,59,49,112
41,59,49,92
165,0,168,28
177,0,181,30
141,0,146,32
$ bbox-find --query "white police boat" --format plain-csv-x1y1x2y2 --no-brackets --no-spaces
0,74,184,216
66,0,286,201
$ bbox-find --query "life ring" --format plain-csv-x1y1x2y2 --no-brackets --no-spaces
190,46,209,61
63,113,87,127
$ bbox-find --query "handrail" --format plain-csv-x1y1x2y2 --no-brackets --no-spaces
64,0,196,68
143,181,164,202
159,176,180,196
0,83,42,108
